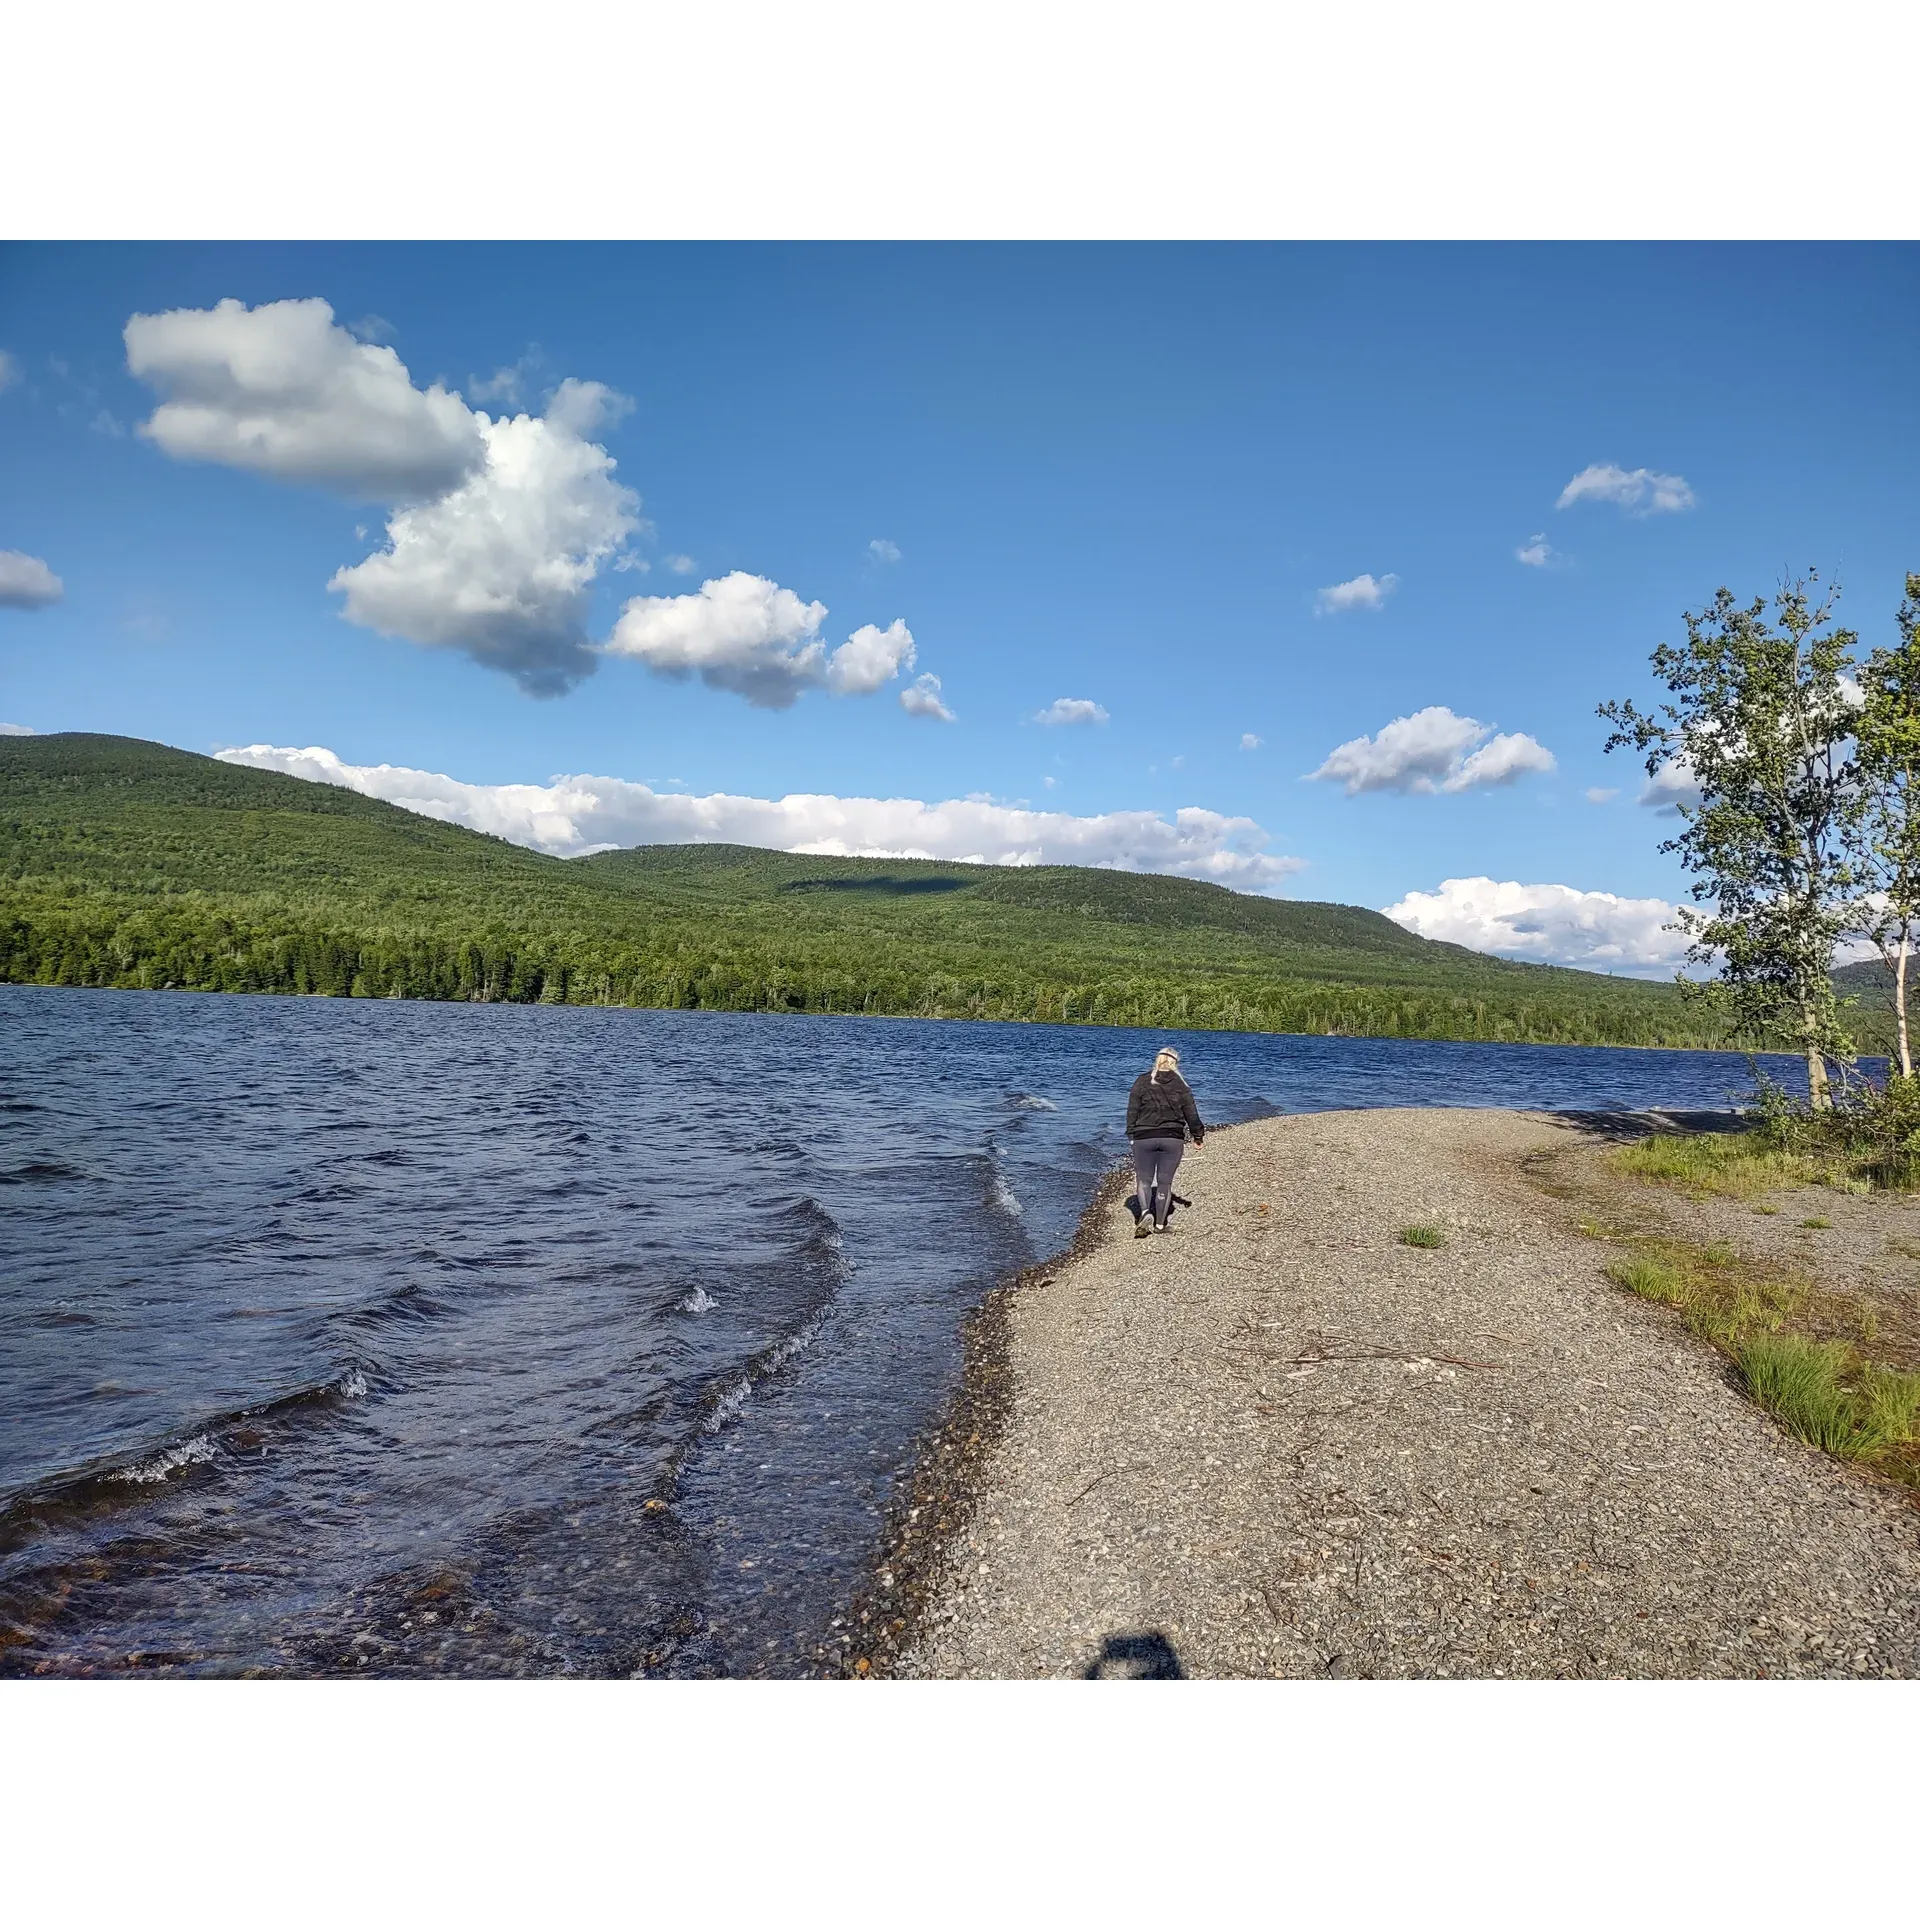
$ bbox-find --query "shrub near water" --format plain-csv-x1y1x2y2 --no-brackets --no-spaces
1753,1073,1920,1191
1616,1084,1920,1198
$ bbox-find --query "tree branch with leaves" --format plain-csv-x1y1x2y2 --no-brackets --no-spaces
1599,573,1865,1108
1847,571,1920,1078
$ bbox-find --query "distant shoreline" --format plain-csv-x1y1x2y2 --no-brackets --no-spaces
1,978,1791,1060
2,736,1737,1055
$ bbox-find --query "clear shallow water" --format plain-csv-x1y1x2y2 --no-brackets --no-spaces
0,986,1780,1677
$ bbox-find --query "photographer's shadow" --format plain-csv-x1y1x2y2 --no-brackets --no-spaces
1082,1631,1185,1679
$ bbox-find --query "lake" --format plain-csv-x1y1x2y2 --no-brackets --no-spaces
0,986,1780,1676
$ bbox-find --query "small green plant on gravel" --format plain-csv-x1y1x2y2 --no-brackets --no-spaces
1708,1282,1802,1348
1801,1217,1833,1229
1862,1368,1920,1445
1608,1256,1693,1305
1738,1336,1920,1460
1399,1224,1445,1249
1741,1337,1865,1452
1754,1204,1780,1215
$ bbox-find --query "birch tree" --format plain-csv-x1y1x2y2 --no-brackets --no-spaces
1849,572,1920,1077
1599,573,1864,1108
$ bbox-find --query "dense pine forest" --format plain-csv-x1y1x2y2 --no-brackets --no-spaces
1,732,1739,1049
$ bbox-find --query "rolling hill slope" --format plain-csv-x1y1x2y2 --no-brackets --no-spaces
0,732,1729,1048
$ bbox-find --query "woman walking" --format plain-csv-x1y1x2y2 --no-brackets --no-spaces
1125,1046,1205,1239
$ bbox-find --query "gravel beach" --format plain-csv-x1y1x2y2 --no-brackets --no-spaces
891,1109,1920,1679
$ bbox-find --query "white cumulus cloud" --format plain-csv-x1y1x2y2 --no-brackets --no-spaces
1315,572,1398,615
1586,786,1619,804
1035,698,1109,727
0,722,36,736
900,672,956,721
329,385,642,697
128,299,645,695
1515,534,1558,567
0,551,64,609
0,349,20,393
868,538,902,563
215,744,1308,892
604,572,826,707
604,573,918,709
1556,464,1696,515
1308,706,1556,796
1241,733,1262,751
826,619,917,696
121,296,934,715
468,347,543,408
1637,756,1705,812
125,296,485,501
1386,876,1689,975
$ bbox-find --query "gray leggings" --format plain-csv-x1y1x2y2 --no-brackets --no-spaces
1131,1137,1185,1226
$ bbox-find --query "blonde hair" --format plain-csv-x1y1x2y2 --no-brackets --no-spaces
1151,1047,1182,1082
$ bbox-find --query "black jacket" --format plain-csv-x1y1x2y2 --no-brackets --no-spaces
1126,1071,1205,1143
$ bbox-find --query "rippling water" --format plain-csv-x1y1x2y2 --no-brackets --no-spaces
0,986,1778,1677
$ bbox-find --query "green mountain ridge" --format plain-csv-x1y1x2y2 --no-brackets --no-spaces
1,731,1731,1048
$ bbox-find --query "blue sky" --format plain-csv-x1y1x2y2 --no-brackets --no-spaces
3,242,1917,970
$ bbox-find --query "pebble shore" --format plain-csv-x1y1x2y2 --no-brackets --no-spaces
877,1109,1920,1679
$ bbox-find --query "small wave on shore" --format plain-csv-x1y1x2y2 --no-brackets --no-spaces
111,1433,218,1485
702,1304,833,1434
5,1363,378,1523
983,1139,1026,1219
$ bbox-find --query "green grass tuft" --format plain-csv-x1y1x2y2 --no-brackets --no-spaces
1737,1336,1920,1459
1800,1217,1832,1229
1739,1336,1859,1451
1607,1256,1693,1304
1612,1131,1816,1201
1861,1368,1920,1446
1399,1224,1445,1249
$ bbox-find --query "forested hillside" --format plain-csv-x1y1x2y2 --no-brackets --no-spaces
1,732,1733,1048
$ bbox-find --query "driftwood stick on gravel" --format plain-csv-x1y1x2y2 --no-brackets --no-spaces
1283,1346,1507,1371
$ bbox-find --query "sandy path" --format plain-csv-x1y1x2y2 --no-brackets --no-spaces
898,1110,1920,1679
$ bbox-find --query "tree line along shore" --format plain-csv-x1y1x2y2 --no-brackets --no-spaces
0,733,1747,1051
